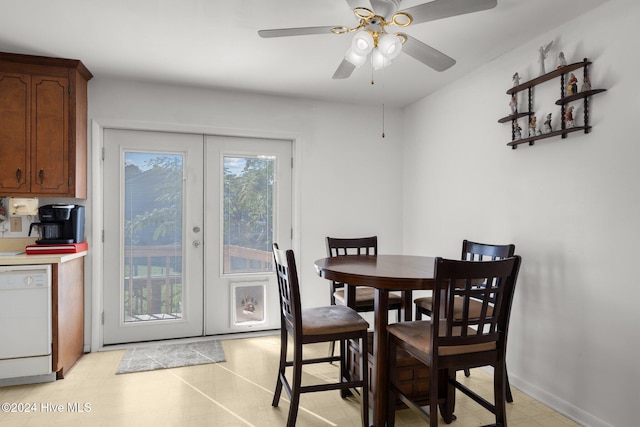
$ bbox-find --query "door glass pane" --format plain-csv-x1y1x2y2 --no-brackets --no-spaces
123,152,184,322
223,156,274,274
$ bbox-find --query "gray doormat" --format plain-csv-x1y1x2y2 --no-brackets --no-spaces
116,339,225,374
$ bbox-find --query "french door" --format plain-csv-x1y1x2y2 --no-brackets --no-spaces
203,135,292,335
102,129,292,344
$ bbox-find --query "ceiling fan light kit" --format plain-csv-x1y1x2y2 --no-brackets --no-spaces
338,7,410,69
346,48,368,67
371,48,392,70
345,31,402,68
377,33,403,60
258,0,498,79
351,31,374,55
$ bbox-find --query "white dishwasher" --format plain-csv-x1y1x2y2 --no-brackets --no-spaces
0,264,56,386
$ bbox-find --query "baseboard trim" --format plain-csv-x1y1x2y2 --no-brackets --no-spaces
482,367,612,427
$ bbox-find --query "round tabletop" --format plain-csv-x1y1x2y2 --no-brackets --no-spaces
314,254,436,291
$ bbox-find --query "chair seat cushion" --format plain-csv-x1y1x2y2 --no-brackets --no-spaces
334,286,403,307
414,296,494,319
387,321,496,357
301,305,369,335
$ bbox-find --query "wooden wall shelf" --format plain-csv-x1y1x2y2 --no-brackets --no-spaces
507,126,592,148
498,111,534,124
499,58,606,149
555,88,607,105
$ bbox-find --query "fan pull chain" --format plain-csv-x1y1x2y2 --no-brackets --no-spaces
382,103,385,138
381,67,385,138
369,56,385,138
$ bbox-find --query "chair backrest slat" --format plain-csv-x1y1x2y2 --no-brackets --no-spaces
431,256,521,351
326,237,378,291
326,236,378,257
461,240,516,304
462,239,515,261
273,243,302,333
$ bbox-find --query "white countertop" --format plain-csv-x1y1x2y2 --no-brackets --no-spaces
0,251,87,265
0,238,87,265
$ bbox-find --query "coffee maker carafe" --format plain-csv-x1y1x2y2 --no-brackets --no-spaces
29,204,85,244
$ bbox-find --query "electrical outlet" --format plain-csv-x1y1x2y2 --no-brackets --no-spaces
10,217,22,233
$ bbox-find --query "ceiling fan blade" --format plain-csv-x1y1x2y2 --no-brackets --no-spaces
332,58,357,79
400,0,497,25
401,34,456,72
258,26,338,38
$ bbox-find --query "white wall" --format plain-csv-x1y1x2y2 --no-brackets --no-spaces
84,2,638,424
87,78,404,343
402,1,639,426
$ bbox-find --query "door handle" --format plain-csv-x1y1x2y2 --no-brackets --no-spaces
39,169,44,184
16,168,21,183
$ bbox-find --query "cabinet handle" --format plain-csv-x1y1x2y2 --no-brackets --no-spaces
39,169,44,184
16,168,21,183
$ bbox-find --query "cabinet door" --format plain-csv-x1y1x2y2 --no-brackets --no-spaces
52,257,85,379
0,72,30,193
31,75,69,195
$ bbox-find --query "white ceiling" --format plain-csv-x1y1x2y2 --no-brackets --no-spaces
0,0,609,107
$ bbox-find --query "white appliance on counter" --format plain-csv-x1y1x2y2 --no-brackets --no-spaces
0,264,55,386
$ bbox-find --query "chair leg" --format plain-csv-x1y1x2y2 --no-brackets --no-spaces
505,368,514,403
464,368,471,377
360,332,369,427
286,341,303,427
415,305,423,320
272,328,287,407
429,361,439,427
328,340,336,363
340,339,350,398
494,361,508,427
439,369,456,424
386,337,398,427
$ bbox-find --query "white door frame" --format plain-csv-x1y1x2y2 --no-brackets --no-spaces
90,119,301,351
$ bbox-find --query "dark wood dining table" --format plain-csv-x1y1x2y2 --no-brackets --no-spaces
314,254,437,426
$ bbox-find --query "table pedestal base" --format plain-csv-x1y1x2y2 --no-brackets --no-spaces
347,335,432,409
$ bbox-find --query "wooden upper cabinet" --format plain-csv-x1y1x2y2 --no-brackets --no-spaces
0,52,92,198
32,76,70,194
0,72,30,193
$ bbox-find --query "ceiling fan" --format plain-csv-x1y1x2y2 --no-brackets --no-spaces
258,0,497,79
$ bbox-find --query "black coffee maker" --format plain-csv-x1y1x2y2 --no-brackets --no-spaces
29,204,85,244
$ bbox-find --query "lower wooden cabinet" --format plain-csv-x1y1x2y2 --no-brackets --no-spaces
51,256,85,379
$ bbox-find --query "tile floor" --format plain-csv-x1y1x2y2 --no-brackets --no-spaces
0,334,580,426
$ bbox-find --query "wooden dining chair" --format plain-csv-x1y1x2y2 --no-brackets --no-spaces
387,256,522,427
326,236,403,359
271,244,370,427
414,239,516,401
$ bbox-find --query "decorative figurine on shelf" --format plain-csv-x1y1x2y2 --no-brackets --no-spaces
557,52,567,69
538,41,554,75
512,72,520,87
513,121,522,140
528,115,538,137
543,113,553,133
567,73,578,95
581,75,592,92
509,94,518,114
565,106,575,128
